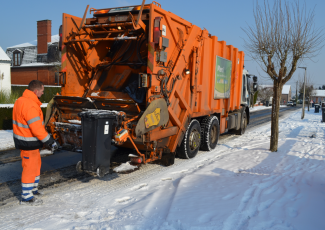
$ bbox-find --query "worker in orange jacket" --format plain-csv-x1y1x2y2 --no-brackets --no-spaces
13,80,58,206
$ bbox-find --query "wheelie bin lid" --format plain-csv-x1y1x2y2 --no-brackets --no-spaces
78,109,120,119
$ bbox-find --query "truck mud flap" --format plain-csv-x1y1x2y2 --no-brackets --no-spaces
135,98,169,136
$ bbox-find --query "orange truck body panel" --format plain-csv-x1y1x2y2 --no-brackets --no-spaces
47,2,251,162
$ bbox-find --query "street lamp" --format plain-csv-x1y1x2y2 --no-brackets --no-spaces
298,67,307,119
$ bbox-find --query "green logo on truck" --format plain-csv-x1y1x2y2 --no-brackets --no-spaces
214,56,232,99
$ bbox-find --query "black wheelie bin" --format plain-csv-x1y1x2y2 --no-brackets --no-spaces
77,110,119,177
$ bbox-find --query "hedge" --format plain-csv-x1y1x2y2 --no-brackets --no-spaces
12,85,61,103
0,85,60,130
0,107,47,130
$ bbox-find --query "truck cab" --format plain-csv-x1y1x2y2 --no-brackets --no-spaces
241,69,257,108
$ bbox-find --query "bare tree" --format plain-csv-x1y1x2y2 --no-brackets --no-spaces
243,0,324,151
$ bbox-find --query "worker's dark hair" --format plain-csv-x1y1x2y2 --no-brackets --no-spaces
28,80,44,91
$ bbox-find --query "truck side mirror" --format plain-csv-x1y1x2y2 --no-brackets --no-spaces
253,83,258,92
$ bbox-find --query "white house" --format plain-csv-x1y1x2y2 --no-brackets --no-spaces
0,46,11,93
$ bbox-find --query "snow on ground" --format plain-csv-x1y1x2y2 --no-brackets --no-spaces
1,108,325,230
113,161,138,173
0,130,14,151
250,105,272,111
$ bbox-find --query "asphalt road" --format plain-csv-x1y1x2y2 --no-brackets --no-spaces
247,105,301,130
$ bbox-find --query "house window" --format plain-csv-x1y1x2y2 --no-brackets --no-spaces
13,50,22,66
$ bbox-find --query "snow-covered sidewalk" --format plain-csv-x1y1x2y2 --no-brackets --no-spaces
1,108,325,230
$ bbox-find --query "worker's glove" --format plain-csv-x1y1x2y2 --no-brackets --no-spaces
51,140,59,152
45,140,59,152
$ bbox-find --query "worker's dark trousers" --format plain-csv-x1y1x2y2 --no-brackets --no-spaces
20,149,41,201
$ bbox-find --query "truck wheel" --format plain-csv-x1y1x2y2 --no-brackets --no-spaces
177,119,201,159
200,116,220,151
235,110,247,135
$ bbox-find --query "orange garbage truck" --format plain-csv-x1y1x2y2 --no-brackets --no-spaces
46,1,258,176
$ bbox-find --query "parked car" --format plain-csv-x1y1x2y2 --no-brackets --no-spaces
287,101,293,106
287,101,296,106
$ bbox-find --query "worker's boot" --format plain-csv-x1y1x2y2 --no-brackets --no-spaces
33,191,43,197
20,197,43,206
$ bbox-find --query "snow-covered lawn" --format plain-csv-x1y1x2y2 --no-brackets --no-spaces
1,108,325,230
249,104,288,112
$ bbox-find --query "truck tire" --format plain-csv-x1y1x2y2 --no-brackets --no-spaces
177,119,201,159
235,110,247,135
200,116,220,151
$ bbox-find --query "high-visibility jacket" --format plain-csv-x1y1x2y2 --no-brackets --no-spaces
12,89,53,150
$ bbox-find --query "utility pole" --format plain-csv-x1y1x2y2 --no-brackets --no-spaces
296,81,298,104
298,67,307,119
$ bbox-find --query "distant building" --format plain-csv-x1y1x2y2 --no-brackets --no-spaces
311,90,325,103
281,85,291,104
258,85,292,104
6,20,60,86
0,46,11,93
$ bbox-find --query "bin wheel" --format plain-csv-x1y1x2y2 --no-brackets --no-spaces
200,116,220,151
76,161,83,173
97,166,106,178
177,119,201,159
235,110,247,135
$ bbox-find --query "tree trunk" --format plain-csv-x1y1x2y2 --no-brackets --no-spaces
270,81,282,152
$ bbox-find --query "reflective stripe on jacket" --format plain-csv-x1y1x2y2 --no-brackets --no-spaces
12,89,53,150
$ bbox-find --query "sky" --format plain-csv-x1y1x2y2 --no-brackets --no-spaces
0,0,324,93
2,107,325,229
